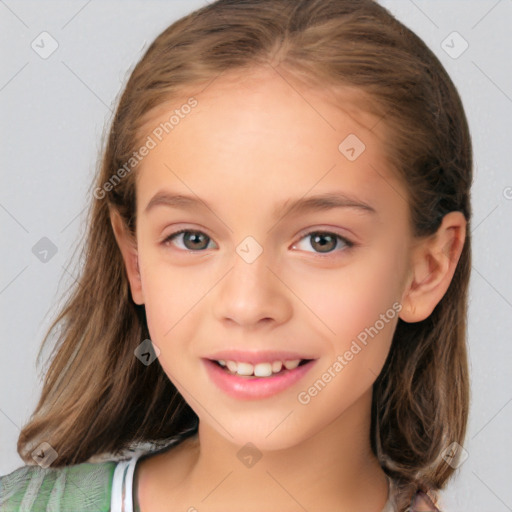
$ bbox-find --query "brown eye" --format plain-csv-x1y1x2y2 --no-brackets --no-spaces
163,230,213,251
310,233,337,253
292,231,354,255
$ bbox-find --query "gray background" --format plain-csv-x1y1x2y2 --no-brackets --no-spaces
1,1,511,510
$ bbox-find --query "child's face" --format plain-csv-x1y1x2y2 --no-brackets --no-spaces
127,67,414,449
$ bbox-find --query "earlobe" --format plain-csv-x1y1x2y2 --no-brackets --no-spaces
110,209,145,305
399,211,466,323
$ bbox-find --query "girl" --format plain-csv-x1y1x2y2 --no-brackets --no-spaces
0,0,472,511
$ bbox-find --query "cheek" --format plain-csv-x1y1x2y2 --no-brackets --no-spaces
296,246,404,353
138,260,213,399
138,254,211,351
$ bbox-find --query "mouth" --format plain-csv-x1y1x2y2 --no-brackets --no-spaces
210,358,314,378
202,356,317,400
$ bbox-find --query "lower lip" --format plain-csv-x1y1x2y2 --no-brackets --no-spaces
202,359,316,400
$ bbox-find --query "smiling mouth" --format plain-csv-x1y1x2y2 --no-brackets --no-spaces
210,358,313,378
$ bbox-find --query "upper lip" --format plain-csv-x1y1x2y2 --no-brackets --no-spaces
204,350,317,365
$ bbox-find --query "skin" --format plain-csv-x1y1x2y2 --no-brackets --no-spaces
111,66,466,511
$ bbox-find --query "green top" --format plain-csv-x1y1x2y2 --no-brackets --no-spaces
0,460,116,511
0,456,436,512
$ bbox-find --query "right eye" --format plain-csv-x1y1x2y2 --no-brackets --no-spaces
162,229,217,251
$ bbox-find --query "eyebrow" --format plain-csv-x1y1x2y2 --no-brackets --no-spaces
144,190,377,219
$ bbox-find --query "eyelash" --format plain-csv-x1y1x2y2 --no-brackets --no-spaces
161,228,356,257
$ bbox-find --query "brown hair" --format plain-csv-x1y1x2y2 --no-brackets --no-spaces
18,1,472,510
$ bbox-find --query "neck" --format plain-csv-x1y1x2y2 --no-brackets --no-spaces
174,389,389,511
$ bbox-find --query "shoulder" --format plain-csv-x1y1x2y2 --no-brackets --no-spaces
0,460,117,512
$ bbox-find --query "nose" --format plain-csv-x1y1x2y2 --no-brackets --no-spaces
212,246,293,329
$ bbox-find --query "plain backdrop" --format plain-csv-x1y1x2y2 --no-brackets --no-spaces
1,1,511,510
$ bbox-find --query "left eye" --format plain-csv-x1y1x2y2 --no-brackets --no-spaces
161,229,354,255
292,230,354,255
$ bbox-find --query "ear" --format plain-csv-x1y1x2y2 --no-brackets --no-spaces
110,209,144,305
399,211,466,323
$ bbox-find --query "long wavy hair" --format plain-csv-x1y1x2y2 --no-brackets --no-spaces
17,1,472,510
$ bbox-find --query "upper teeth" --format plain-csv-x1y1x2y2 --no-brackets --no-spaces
217,359,302,377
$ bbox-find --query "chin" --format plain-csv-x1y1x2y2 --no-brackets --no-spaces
200,411,316,452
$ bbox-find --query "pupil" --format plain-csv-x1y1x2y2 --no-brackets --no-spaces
312,233,335,253
186,232,208,250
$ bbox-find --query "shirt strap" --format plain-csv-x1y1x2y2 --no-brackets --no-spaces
111,451,146,512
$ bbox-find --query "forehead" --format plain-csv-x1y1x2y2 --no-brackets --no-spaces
135,66,406,216
139,66,384,145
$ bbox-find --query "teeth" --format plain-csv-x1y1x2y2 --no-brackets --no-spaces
284,360,300,370
236,362,254,376
216,359,303,377
226,360,238,372
272,361,282,373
